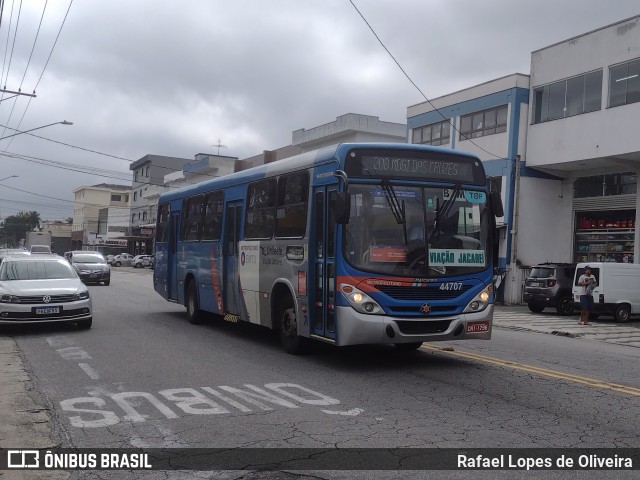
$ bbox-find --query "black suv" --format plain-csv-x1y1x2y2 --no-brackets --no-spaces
523,263,577,315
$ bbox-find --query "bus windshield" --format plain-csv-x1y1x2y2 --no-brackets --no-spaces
344,184,490,277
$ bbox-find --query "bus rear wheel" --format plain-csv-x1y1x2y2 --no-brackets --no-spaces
279,297,306,355
186,281,204,325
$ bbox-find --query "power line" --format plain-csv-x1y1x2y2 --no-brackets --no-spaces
348,0,502,160
5,0,73,149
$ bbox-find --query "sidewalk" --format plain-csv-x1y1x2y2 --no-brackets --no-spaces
0,336,68,479
493,304,640,348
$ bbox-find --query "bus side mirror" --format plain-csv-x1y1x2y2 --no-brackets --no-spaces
490,190,504,218
333,192,351,224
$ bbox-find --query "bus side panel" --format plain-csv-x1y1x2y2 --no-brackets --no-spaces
197,242,224,315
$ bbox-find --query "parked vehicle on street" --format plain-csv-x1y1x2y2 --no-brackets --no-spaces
112,253,134,267
132,255,152,268
523,263,577,315
25,231,51,251
0,254,92,328
572,262,640,322
105,254,115,265
68,251,111,285
30,245,52,254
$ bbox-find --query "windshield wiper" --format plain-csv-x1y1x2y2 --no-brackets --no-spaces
381,179,407,244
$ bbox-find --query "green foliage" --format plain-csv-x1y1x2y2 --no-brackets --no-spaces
0,211,41,247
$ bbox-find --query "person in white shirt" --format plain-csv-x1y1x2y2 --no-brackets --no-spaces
577,266,597,325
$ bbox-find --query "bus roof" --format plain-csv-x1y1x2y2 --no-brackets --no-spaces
158,142,482,203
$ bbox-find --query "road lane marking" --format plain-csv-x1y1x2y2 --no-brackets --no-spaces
420,344,640,397
60,383,359,428
78,363,100,380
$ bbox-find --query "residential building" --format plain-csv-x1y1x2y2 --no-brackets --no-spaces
129,154,194,229
71,184,131,250
240,113,406,170
40,220,72,255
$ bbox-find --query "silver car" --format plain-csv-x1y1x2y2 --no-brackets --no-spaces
0,255,93,329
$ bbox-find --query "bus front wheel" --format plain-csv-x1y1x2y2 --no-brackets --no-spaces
186,281,204,325
279,297,306,355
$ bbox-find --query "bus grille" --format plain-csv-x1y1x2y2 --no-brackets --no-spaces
396,320,452,335
375,285,472,300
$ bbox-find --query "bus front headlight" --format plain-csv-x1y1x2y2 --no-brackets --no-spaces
340,284,383,315
463,285,492,313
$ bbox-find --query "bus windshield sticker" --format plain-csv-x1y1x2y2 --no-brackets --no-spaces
429,249,486,266
370,246,408,262
443,189,486,203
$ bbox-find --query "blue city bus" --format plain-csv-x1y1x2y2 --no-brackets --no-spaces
154,143,504,353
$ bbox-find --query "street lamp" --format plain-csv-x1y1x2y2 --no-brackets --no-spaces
0,175,18,182
0,121,73,141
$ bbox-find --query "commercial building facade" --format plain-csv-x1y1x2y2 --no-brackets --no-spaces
407,15,640,304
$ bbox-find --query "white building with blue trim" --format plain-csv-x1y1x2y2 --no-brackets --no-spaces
407,15,640,304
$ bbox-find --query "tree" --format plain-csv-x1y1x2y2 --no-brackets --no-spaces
1,211,41,246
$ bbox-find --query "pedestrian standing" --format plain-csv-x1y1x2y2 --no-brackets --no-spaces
578,265,597,325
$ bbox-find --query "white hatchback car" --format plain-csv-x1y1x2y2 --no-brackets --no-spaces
0,254,92,329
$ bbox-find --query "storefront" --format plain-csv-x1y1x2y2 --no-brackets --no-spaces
573,172,637,264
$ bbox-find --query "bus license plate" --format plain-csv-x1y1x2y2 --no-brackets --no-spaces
467,321,489,333
35,306,60,315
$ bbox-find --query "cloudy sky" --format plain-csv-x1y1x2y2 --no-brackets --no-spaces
0,0,638,221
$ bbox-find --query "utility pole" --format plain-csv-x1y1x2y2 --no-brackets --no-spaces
0,89,37,101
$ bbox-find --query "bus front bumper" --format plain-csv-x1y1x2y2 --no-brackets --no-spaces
334,305,494,346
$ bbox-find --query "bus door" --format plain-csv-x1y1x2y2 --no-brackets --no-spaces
309,187,337,340
223,201,243,316
167,211,179,301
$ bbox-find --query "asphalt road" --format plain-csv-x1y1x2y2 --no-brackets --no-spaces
3,267,639,479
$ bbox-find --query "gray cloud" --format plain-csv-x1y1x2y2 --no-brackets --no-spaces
1,0,638,219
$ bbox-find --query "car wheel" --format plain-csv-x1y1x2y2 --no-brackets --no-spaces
527,303,545,313
115,261,121,267
614,304,631,323
555,295,574,316
103,278,110,286
186,281,204,324
394,342,423,352
77,318,92,329
279,295,306,354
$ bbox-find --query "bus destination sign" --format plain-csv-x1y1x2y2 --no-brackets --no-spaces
347,151,483,184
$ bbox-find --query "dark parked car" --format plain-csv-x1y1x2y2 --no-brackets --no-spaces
68,251,111,286
523,263,577,315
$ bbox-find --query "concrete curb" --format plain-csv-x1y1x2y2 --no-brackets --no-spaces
0,336,69,479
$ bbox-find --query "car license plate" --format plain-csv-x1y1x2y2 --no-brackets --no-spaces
34,306,60,315
467,321,489,333
529,282,542,287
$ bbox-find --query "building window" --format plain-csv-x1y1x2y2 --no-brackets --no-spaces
134,171,138,182
142,211,147,221
111,194,121,202
609,58,640,108
574,172,637,198
532,70,602,124
412,120,451,146
460,105,508,139
132,214,135,223
134,192,137,201
145,166,150,177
